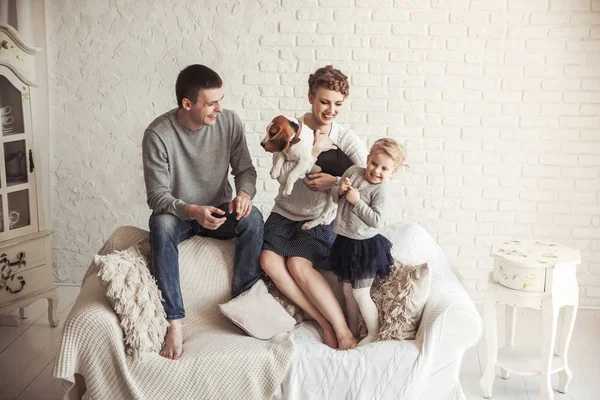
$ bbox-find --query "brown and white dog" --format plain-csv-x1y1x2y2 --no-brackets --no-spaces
261,115,337,230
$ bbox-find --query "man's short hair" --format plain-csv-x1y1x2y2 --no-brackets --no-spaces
176,64,223,108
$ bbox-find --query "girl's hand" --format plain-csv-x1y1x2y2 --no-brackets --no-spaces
346,186,360,206
338,177,351,196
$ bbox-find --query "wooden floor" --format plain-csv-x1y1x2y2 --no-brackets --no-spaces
0,285,598,400
0,285,80,400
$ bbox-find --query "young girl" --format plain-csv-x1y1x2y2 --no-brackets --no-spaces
330,138,406,346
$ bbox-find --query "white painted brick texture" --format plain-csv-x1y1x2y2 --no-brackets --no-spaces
47,0,600,307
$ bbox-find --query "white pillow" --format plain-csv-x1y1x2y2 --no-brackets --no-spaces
95,243,168,359
219,279,296,340
381,221,447,268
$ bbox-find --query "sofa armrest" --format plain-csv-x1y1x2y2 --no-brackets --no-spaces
416,267,482,362
54,276,126,386
413,282,482,400
82,225,150,284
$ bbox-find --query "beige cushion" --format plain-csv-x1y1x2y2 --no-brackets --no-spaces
219,279,296,340
95,242,168,359
359,262,431,341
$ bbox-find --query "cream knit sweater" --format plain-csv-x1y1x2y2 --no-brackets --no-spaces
270,116,368,221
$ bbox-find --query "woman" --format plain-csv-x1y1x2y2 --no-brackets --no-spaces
261,66,368,350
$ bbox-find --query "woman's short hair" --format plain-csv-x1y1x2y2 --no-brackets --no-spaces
176,64,223,108
370,138,406,168
308,65,350,98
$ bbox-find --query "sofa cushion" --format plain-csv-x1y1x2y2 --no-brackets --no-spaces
219,279,297,340
276,321,421,400
94,242,168,359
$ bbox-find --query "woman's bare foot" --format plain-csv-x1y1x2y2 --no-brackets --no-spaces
321,325,338,349
160,320,183,360
338,334,358,350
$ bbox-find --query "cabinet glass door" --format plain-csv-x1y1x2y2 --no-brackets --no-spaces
4,140,27,185
0,76,24,136
0,68,38,240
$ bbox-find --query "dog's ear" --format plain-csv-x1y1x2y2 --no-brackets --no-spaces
288,119,299,134
288,118,300,145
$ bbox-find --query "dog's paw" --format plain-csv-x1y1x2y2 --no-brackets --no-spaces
283,184,294,196
270,167,281,180
301,219,320,231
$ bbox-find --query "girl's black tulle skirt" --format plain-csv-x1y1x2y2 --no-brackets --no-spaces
330,234,394,287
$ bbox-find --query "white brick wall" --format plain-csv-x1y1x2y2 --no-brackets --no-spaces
47,0,600,307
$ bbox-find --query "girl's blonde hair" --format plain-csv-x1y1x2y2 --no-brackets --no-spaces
308,65,350,97
370,138,406,168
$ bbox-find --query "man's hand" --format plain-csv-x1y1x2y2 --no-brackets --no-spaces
228,190,252,220
186,205,226,230
338,177,351,197
346,186,360,206
303,173,338,192
311,129,336,158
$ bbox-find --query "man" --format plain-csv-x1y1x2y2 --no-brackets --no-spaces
142,64,263,360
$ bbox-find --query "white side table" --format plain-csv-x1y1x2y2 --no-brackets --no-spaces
479,239,580,400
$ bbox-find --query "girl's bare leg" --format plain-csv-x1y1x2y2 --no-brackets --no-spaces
287,257,357,350
261,250,338,348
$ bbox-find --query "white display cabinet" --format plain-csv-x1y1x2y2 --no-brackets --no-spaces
0,15,57,327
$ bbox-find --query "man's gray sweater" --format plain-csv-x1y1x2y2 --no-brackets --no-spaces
142,108,257,220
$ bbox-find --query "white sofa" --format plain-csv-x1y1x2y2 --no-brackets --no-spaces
55,221,482,400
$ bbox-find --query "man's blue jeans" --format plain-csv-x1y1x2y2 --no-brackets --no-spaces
148,205,264,320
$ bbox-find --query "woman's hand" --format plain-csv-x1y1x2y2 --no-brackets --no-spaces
304,173,338,191
345,186,360,206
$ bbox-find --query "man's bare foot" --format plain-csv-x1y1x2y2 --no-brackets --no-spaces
338,334,358,350
160,320,183,360
358,334,377,347
321,325,338,349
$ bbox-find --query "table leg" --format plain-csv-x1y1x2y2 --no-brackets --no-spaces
540,298,559,400
480,289,498,399
558,303,577,393
501,305,517,379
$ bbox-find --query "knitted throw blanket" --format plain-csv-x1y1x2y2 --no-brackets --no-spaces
54,226,294,400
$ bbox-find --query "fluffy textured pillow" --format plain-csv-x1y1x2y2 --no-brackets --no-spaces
95,242,168,359
358,261,431,341
219,279,297,340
